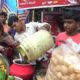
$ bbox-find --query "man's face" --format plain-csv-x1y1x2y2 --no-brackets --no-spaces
63,19,78,34
0,15,7,23
12,20,26,33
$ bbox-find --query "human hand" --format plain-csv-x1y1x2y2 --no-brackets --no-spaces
0,45,5,52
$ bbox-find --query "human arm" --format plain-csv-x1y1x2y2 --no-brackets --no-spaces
3,34,20,47
0,45,5,53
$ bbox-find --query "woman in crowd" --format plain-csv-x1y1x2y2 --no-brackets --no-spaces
56,9,80,46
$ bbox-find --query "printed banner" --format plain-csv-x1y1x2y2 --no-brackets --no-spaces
17,0,79,9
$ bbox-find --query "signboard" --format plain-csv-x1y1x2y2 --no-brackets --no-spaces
17,0,78,9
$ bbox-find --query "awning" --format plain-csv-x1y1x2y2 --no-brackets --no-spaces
17,0,79,9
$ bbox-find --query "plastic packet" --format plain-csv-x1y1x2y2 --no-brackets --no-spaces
45,43,80,80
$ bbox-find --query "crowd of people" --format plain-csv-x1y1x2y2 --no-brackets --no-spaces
0,8,80,79
0,11,52,65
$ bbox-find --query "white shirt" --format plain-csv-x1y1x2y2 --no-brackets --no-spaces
14,22,39,42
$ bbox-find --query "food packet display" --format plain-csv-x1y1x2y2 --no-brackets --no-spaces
45,44,80,80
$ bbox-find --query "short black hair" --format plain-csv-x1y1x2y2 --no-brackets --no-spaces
8,15,19,26
63,9,80,21
0,11,7,17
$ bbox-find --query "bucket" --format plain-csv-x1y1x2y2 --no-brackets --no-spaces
17,30,54,61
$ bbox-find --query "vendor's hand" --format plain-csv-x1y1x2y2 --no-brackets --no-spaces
0,45,5,52
16,41,20,46
5,35,20,47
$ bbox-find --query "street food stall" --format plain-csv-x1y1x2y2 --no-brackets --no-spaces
0,0,80,80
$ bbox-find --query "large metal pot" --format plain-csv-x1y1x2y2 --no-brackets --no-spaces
17,30,54,61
